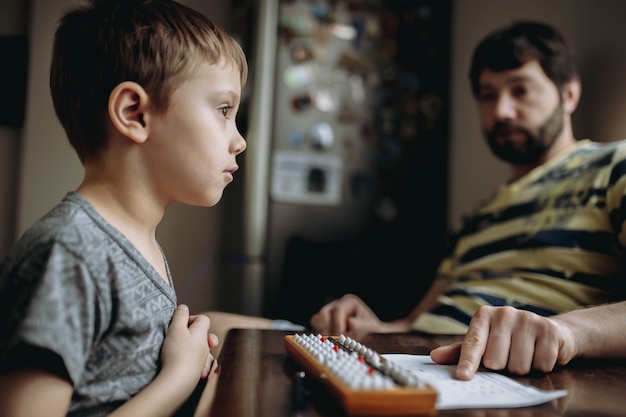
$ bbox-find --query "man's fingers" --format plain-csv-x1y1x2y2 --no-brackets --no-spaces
530,320,560,373
455,307,492,380
326,306,347,335
430,342,463,364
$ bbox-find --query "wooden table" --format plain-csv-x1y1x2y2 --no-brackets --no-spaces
204,328,626,417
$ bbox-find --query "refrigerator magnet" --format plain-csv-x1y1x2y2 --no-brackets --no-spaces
307,122,335,150
283,64,315,88
270,150,342,206
290,43,314,64
290,94,312,112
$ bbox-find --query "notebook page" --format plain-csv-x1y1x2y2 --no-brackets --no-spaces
383,354,567,410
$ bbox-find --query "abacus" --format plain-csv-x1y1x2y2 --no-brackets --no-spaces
284,333,437,416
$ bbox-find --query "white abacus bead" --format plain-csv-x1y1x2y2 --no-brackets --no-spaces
370,378,384,390
395,372,410,385
317,352,330,364
376,375,394,390
360,377,374,390
368,354,380,368
389,368,400,379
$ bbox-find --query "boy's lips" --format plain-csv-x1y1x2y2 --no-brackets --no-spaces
224,166,238,182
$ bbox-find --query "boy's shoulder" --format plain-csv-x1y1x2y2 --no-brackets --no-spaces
2,193,110,269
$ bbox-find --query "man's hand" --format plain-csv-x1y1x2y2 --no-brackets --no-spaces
310,294,383,335
430,306,577,380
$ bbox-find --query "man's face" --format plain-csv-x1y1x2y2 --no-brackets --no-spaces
476,60,564,165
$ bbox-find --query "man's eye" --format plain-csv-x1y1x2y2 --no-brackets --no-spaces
512,86,528,98
478,92,496,102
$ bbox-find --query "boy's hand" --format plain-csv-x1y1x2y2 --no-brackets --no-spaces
161,305,215,388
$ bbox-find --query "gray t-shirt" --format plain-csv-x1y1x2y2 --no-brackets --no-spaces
0,192,177,416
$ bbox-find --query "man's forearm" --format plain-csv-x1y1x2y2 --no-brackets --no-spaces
552,301,626,360
404,276,451,324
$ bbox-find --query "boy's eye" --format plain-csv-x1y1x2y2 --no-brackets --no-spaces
219,106,233,118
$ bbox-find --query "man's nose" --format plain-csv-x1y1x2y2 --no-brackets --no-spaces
494,94,516,120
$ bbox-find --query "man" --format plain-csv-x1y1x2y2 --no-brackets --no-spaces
208,21,626,379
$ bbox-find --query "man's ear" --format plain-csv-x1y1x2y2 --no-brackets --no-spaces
108,81,150,143
562,76,582,114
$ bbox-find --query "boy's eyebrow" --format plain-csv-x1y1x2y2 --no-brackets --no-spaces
214,89,241,102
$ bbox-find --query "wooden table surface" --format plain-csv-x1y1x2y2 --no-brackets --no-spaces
204,328,626,417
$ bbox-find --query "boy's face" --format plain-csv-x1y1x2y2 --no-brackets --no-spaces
475,59,564,165
147,59,246,207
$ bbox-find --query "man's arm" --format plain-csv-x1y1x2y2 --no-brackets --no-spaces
552,301,626,359
310,276,451,335
430,301,626,380
394,275,452,327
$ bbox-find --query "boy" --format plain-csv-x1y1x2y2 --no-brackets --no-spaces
0,0,247,416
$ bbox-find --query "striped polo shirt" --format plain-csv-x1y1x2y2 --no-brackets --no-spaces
413,139,626,334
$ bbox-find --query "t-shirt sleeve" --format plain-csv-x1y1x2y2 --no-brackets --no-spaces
0,241,102,386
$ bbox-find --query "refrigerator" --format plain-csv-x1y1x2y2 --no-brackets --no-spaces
216,0,451,326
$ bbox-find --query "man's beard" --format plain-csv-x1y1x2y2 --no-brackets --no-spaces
484,104,564,165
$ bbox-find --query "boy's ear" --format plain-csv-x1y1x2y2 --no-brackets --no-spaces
108,81,150,143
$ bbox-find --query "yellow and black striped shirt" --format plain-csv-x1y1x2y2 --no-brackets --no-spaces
413,139,626,334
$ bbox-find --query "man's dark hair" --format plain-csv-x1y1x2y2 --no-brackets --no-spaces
469,21,578,96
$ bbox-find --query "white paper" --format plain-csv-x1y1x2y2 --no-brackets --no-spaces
383,354,568,410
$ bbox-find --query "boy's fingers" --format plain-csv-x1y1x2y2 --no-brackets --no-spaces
208,333,219,348
171,304,190,326
201,355,216,378
188,314,210,332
